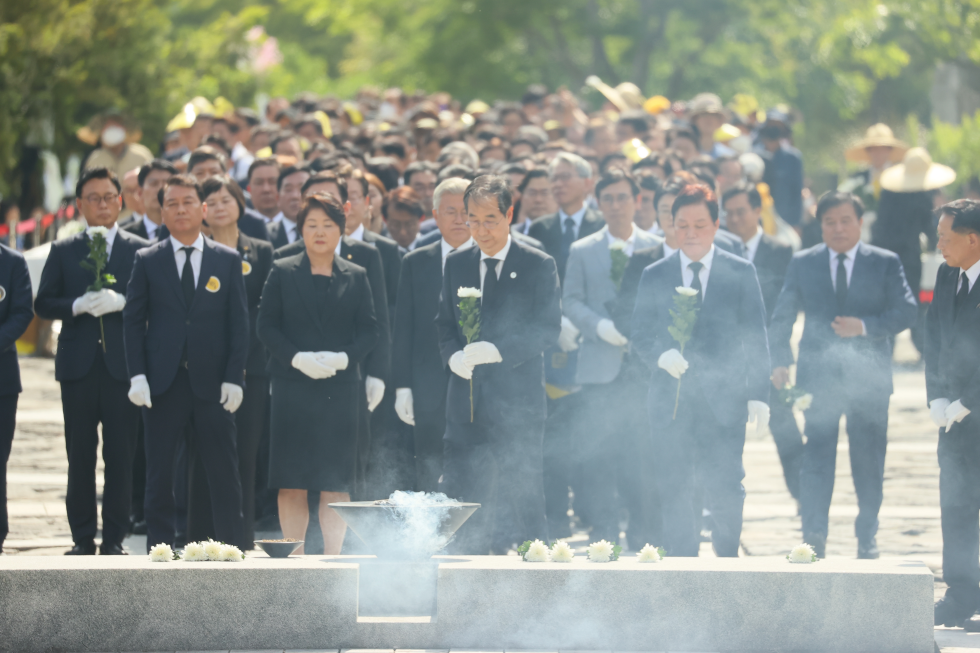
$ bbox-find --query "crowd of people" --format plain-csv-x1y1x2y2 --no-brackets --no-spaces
2,82,980,630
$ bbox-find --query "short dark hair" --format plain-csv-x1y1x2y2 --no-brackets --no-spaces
939,199,980,235
76,166,120,199
669,128,698,147
438,163,476,183
382,186,425,221
158,174,204,206
635,169,663,193
380,140,407,160
517,167,548,194
137,159,178,187
297,192,346,234
277,164,310,192
270,131,300,154
722,181,762,211
618,110,651,136
815,191,864,223
187,146,228,174
599,152,629,175
671,184,719,223
366,157,400,190
463,174,513,217
654,180,685,211
633,152,674,177
595,168,639,200
303,170,348,203
201,175,246,219
247,157,281,183
403,161,439,186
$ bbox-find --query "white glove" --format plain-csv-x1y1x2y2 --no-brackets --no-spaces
220,383,244,413
946,399,971,426
657,348,689,379
596,318,628,347
366,376,385,412
315,351,349,371
930,398,951,429
87,288,126,317
128,375,152,408
747,400,770,436
71,291,101,316
558,315,580,352
463,341,502,367
395,388,415,425
449,350,473,380
291,352,337,379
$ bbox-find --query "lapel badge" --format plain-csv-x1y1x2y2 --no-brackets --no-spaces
205,276,221,292
242,261,252,276
347,254,353,260
510,272,517,279
0,285,5,301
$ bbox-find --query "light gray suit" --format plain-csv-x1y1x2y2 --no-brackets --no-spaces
563,226,663,385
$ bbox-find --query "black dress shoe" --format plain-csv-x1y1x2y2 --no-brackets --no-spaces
857,538,880,559
803,533,826,559
935,597,975,627
131,520,147,535
99,542,128,555
65,542,96,555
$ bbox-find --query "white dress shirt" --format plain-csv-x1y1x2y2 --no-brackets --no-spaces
662,242,677,259
959,258,980,293
606,224,637,257
171,234,204,287
279,216,299,244
743,227,764,263
441,237,475,271
349,223,365,241
829,242,860,290
479,235,512,293
142,215,161,241
558,205,587,239
679,245,716,298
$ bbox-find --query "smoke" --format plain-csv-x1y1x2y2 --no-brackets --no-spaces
373,490,458,558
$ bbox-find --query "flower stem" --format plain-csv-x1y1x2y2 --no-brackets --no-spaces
99,316,106,353
469,378,474,422
672,343,684,420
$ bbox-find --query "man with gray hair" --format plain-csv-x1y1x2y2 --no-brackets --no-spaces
392,178,475,492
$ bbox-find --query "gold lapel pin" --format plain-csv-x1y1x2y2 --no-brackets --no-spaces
347,254,353,260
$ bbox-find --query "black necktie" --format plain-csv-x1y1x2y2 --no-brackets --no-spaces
688,261,704,304
955,271,970,316
483,258,499,306
181,246,196,308
559,217,576,267
835,253,848,309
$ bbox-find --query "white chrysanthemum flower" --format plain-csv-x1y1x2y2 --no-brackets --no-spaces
636,544,662,562
87,226,110,238
675,286,698,297
148,543,172,562
219,544,243,561
203,539,223,561
524,539,550,562
609,240,626,251
550,541,574,562
794,393,813,412
457,287,482,298
587,539,615,562
788,543,816,564
182,542,207,561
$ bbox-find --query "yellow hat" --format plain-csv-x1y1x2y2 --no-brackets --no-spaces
879,147,956,192
342,102,363,126
465,100,490,115
643,95,671,115
313,111,334,139
713,124,742,143
212,97,235,118
166,102,197,132
728,94,759,120
189,96,216,116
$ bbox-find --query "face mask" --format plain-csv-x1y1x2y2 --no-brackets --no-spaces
101,126,127,147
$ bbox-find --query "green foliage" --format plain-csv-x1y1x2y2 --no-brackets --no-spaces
458,296,481,345
609,246,629,292
667,291,699,353
928,111,980,196
775,384,808,408
81,232,114,292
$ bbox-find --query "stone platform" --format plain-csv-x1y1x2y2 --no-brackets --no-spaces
0,555,933,653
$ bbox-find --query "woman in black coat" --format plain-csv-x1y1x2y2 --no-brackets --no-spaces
187,175,274,546
257,192,379,554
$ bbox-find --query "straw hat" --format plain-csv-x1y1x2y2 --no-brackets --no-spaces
879,147,956,192
844,123,908,163
688,93,726,118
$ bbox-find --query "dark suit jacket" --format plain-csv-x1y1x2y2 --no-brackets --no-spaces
35,229,151,383
631,249,771,426
0,244,34,396
267,219,294,251
363,229,403,323
769,242,916,398
752,234,793,323
240,208,272,242
762,144,804,227
715,228,746,258
275,237,391,381
123,238,250,400
926,263,980,409
435,240,562,428
257,252,379,385
528,208,604,282
391,241,447,413
122,218,169,242
236,232,274,377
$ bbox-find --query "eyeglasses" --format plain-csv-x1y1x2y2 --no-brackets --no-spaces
84,193,119,205
466,220,502,231
600,193,634,206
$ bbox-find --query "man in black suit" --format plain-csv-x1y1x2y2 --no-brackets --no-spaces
770,191,916,559
187,146,269,242
123,159,177,242
925,199,980,628
722,182,802,501
245,157,281,222
631,184,771,557
35,167,149,555
267,165,310,250
393,178,474,492
0,241,33,556
436,175,562,553
347,169,402,325
123,174,249,551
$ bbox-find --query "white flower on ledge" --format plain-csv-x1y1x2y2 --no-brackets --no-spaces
524,539,550,562
675,286,698,297
457,287,482,298
148,543,173,562
183,542,207,561
793,393,813,412
203,539,223,561
787,543,817,564
587,539,617,562
636,544,662,562
219,544,244,561
550,541,574,562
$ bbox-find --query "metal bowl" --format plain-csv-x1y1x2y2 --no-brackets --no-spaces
254,540,304,558
329,501,480,559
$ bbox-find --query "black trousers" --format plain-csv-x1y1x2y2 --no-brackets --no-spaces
143,368,245,550
769,401,804,500
938,418,980,610
800,390,889,543
413,403,446,493
130,418,145,523
652,384,745,557
543,393,576,538
187,375,269,546
443,420,548,554
0,393,16,551
60,353,139,547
